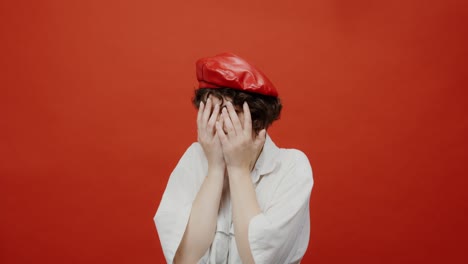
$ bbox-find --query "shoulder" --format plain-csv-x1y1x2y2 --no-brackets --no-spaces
175,142,206,168
278,148,312,170
282,148,310,163
185,142,203,154
169,142,207,186
276,148,314,187
180,142,204,158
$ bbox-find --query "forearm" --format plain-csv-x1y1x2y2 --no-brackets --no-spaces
228,167,261,264
175,167,224,263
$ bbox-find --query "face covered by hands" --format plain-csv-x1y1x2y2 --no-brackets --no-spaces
215,101,267,174
197,96,225,172
198,95,266,175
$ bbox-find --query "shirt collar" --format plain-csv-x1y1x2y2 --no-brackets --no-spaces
252,134,280,184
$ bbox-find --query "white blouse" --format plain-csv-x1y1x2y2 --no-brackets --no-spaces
154,135,314,264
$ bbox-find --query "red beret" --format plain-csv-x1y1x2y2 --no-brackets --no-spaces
196,53,279,97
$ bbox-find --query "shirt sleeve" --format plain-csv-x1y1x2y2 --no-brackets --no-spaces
248,149,314,264
153,143,206,264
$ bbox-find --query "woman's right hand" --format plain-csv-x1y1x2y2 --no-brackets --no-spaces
197,96,225,172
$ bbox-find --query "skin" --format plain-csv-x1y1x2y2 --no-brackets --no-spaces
174,95,266,264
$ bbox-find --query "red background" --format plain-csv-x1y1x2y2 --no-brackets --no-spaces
1,0,467,263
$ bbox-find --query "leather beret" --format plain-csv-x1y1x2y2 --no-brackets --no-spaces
196,52,279,97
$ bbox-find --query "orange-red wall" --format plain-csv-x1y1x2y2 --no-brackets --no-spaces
1,0,467,263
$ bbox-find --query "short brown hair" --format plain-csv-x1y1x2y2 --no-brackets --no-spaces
192,88,282,133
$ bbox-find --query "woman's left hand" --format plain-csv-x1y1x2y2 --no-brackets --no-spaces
215,101,266,173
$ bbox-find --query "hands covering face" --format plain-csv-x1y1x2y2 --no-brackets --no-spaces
197,97,225,171
197,96,266,174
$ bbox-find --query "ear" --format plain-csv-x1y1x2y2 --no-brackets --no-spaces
255,129,267,146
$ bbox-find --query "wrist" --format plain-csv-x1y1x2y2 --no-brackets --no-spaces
208,163,225,175
226,166,250,177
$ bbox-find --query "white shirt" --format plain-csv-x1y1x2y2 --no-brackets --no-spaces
154,135,314,264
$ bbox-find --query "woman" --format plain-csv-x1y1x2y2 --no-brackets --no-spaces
154,53,314,264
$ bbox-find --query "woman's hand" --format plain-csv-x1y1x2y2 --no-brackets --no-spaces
197,96,225,172
215,101,266,174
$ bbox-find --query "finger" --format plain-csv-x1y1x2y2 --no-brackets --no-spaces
197,101,204,128
222,107,236,137
226,101,242,134
207,103,220,134
216,121,229,145
242,101,252,135
218,113,225,133
201,97,212,129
